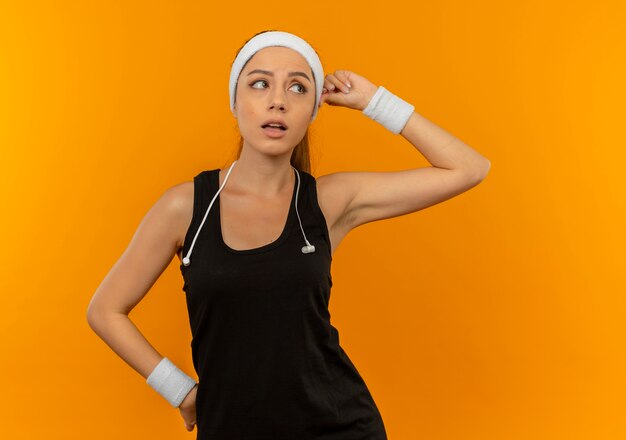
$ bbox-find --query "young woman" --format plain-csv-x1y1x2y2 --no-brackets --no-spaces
87,30,490,439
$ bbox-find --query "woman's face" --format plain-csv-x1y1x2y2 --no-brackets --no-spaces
234,46,316,156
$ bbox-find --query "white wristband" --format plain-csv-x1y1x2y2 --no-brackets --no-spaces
146,357,197,408
362,85,415,134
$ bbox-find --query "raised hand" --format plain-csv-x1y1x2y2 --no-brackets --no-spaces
319,69,379,111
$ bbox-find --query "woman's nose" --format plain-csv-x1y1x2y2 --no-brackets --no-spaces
269,88,287,110
269,100,286,111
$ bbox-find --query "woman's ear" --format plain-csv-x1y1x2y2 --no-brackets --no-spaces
319,90,329,108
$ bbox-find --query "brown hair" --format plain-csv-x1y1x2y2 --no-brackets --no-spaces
225,29,322,174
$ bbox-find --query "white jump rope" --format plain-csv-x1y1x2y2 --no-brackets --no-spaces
182,159,315,268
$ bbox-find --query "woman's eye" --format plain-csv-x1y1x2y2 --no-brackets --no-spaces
250,80,306,94
251,79,267,89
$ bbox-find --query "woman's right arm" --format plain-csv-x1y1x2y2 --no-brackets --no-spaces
85,181,194,392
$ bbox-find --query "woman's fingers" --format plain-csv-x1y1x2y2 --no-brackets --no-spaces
183,413,196,431
324,78,336,92
325,72,351,94
178,385,197,432
334,70,352,89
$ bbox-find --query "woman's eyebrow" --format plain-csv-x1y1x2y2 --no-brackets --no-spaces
247,69,311,83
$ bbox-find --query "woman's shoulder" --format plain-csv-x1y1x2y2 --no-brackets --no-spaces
144,169,217,256
160,171,212,252
309,172,352,233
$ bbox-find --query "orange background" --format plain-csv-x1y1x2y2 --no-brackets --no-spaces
2,1,625,439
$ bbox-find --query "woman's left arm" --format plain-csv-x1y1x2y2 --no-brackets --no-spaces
319,70,491,230
396,111,491,178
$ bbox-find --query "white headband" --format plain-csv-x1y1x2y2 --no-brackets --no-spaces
229,31,324,122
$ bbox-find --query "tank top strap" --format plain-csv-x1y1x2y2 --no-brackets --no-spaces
305,172,332,260
179,169,220,273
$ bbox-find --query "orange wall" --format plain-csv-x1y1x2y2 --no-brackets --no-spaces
1,1,625,438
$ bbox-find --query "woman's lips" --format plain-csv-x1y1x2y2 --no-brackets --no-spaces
262,126,287,138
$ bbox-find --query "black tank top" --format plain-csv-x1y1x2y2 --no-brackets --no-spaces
179,168,387,440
